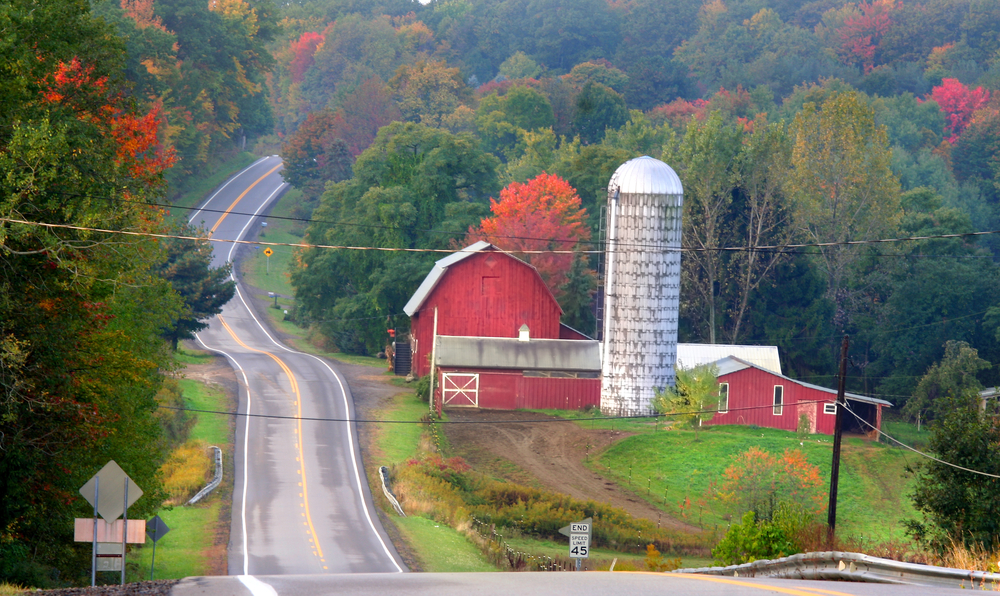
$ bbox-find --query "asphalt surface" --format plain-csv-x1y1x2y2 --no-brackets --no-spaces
188,156,405,576
171,572,978,596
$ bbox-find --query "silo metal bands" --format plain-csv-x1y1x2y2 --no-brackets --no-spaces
601,156,683,416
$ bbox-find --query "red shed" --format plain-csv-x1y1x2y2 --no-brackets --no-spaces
704,357,890,435
404,242,601,410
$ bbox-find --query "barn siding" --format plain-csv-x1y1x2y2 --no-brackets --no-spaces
435,368,600,411
411,251,563,377
706,367,879,435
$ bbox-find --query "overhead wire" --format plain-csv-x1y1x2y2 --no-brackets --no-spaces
842,402,1000,479
5,215,1000,258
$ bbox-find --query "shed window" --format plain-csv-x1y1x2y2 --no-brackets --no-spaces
824,403,837,415
772,385,784,416
718,383,729,413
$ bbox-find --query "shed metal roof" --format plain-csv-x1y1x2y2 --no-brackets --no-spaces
715,356,892,407
403,241,493,316
434,335,601,371
608,156,683,196
678,343,782,375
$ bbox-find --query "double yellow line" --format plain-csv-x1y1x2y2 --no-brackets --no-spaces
218,315,327,567
208,163,283,236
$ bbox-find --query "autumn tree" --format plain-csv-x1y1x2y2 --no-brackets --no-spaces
390,59,472,127
465,173,594,323
715,447,825,520
928,78,991,143
787,91,902,335
0,0,180,584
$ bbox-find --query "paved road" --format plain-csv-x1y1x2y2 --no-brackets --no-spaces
172,571,977,596
188,155,405,575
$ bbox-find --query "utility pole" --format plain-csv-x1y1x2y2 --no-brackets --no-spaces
827,335,849,544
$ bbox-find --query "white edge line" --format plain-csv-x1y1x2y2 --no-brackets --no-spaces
194,336,253,575
226,183,288,265
200,165,403,573
188,156,274,226
230,282,405,573
219,173,404,571
238,574,278,596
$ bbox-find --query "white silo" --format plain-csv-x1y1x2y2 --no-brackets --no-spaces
600,156,683,416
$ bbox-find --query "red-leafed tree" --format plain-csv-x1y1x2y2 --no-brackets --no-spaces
835,0,899,74
281,108,353,199
290,31,324,84
929,78,991,144
466,173,594,314
336,77,402,156
647,98,709,130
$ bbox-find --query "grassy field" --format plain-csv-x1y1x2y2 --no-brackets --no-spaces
392,516,497,572
177,378,229,446
127,503,222,581
593,424,920,541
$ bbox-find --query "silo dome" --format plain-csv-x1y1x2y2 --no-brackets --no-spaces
608,156,683,196
600,156,684,416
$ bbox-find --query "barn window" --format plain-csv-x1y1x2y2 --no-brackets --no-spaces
772,385,784,415
718,383,729,413
824,403,837,415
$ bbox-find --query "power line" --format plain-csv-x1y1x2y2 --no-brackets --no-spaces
28,190,1000,258
6,216,1000,258
843,402,1000,479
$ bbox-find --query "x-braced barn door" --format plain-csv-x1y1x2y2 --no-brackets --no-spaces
442,373,479,407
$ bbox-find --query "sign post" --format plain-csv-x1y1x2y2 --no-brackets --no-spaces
146,515,171,580
78,461,143,586
264,247,273,273
559,517,592,571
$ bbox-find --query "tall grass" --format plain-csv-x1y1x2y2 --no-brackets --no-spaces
161,440,212,505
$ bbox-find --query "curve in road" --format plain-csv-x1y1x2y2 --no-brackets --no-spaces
186,156,404,576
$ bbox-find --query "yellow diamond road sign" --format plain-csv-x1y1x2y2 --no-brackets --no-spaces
263,248,274,257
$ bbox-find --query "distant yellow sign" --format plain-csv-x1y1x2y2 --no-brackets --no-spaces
263,248,274,257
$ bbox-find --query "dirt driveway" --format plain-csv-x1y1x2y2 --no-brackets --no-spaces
443,409,701,533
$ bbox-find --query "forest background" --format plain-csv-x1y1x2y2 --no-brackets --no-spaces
6,0,1000,585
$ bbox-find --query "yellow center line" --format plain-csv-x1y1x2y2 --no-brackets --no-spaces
218,315,325,562
662,574,857,596
792,587,859,596
207,163,282,236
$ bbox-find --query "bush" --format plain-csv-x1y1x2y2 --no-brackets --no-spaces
414,375,430,402
712,503,810,565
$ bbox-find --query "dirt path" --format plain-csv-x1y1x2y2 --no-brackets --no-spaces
443,409,701,533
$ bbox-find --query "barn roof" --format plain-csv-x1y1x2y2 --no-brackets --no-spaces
403,241,492,316
403,241,559,317
677,343,782,374
716,356,892,407
434,335,601,372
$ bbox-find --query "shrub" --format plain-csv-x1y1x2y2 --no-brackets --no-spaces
712,509,797,565
414,375,430,402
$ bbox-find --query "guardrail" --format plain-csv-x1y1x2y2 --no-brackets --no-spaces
379,466,406,517
187,446,223,505
676,551,1000,590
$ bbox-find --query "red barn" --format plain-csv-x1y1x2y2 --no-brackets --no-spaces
404,242,601,410
704,357,890,435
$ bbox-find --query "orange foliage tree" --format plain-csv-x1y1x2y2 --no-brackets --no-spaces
714,447,825,521
466,173,593,304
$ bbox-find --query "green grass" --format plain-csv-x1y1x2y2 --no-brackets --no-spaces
392,516,496,572
127,503,221,581
594,424,919,541
169,152,257,224
882,419,932,448
173,347,215,366
376,394,430,464
123,350,233,580
241,187,302,298
177,378,229,446
502,536,714,570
